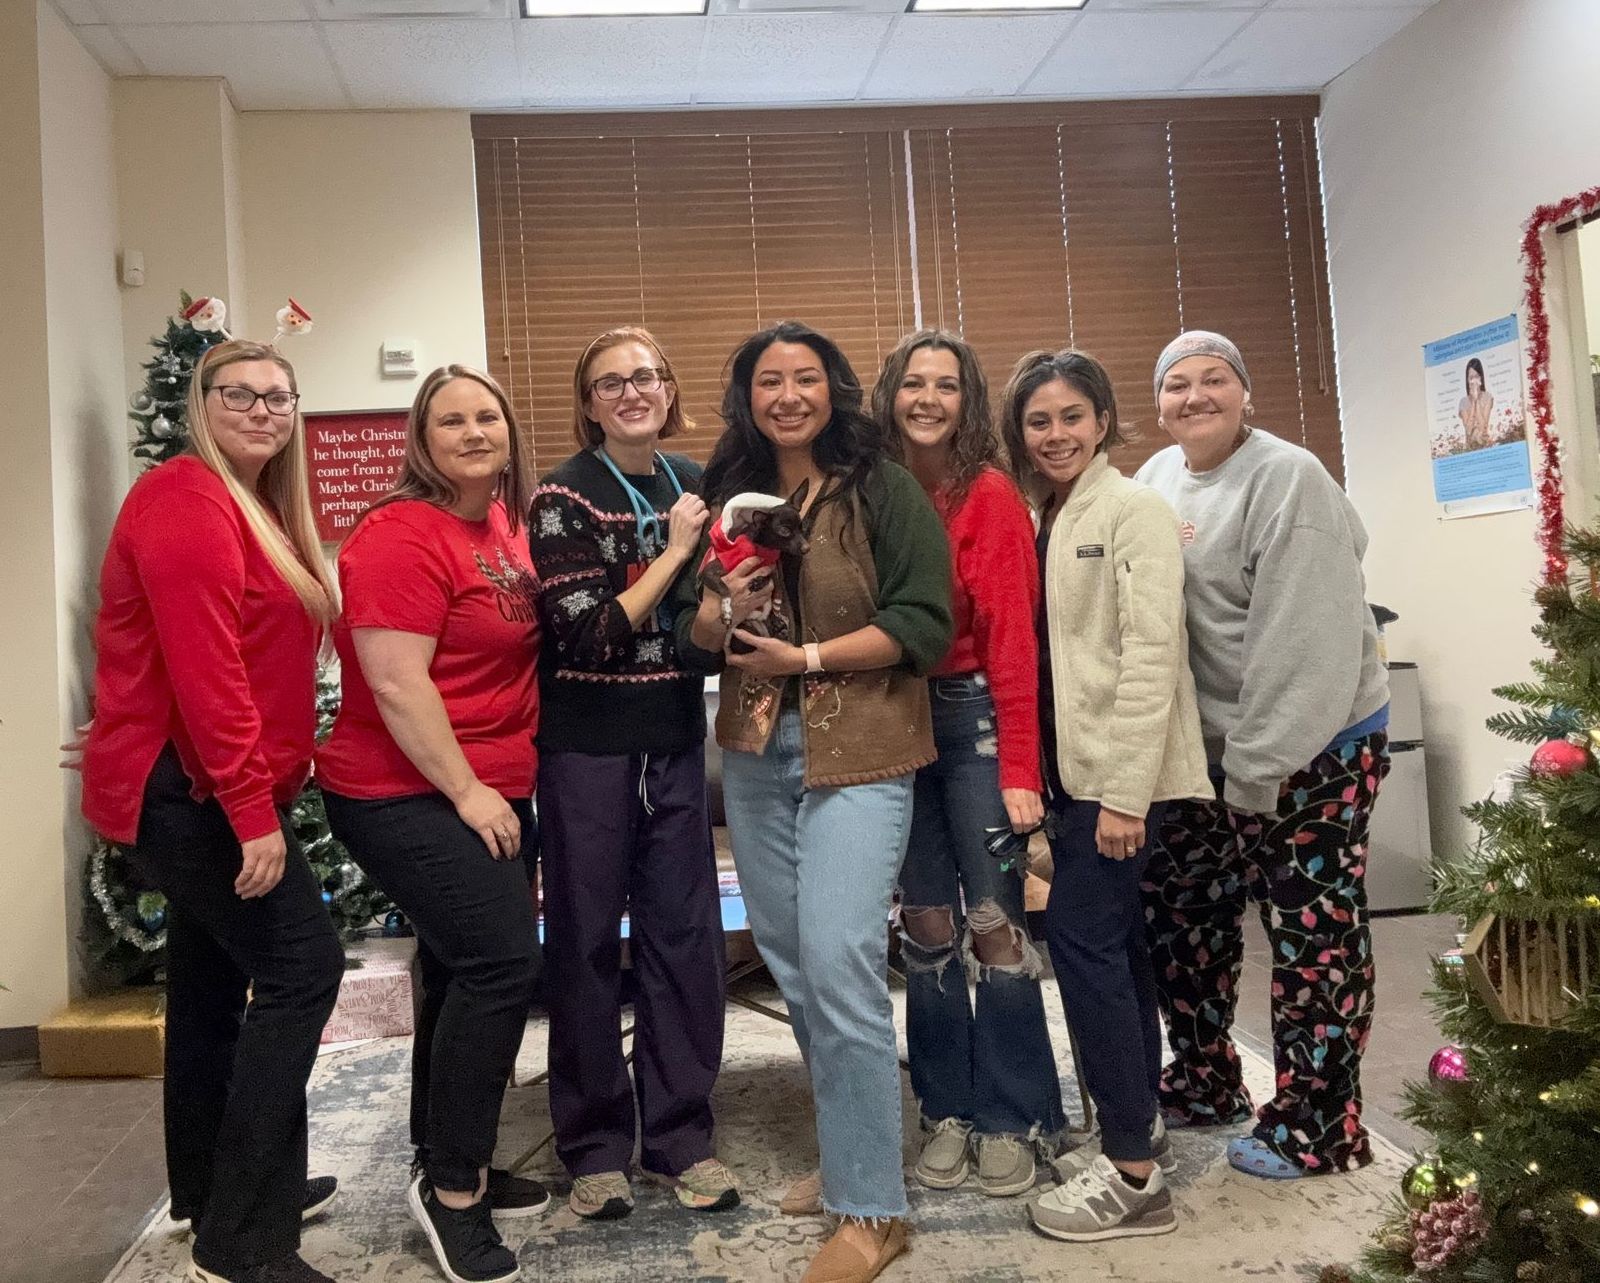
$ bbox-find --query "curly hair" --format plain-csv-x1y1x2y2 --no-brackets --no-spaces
701,320,883,511
872,329,999,504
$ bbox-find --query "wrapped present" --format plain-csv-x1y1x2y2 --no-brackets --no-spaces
320,937,417,1044
39,988,165,1078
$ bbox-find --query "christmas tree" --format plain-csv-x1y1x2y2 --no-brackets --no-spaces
85,294,391,984
1329,526,1600,1283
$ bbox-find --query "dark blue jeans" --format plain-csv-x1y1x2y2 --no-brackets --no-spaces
898,673,1065,1142
1044,795,1168,1162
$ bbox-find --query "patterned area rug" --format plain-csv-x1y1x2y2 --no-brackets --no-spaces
106,979,1404,1282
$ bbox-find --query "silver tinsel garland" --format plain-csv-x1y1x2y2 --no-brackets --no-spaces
88,840,166,952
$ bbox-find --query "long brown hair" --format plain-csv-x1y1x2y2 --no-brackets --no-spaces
570,325,694,450
187,341,336,625
364,364,531,533
872,328,998,503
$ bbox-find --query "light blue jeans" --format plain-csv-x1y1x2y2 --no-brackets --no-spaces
722,708,913,1219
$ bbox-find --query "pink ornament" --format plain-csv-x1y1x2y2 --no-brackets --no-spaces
1428,1045,1469,1087
1529,738,1589,777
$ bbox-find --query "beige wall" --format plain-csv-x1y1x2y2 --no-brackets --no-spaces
1580,222,1600,362
1320,0,1600,855
113,79,244,395
239,111,486,415
0,2,124,1026
40,0,129,999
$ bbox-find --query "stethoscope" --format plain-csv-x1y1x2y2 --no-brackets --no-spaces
592,446,685,555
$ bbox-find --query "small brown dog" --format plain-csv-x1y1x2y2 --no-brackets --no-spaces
699,482,810,652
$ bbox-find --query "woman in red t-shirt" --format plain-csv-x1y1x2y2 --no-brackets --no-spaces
871,329,1065,1196
81,340,347,1283
318,365,544,1283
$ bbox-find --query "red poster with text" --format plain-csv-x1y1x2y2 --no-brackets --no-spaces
305,411,409,542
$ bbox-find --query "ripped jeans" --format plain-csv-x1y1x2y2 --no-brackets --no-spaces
898,673,1066,1144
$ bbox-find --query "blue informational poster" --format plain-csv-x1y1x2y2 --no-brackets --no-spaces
1422,315,1531,518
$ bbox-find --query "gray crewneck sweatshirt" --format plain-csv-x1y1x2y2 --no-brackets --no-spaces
1135,429,1389,814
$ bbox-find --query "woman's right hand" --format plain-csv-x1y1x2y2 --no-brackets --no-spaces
721,554,776,625
235,829,287,899
59,720,92,771
665,493,709,560
454,780,521,859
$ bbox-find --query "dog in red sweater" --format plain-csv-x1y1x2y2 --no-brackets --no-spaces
699,481,810,653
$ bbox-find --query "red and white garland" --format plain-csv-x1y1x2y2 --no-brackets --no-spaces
1521,183,1600,584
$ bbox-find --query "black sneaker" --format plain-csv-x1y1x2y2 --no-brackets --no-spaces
188,1253,336,1282
174,1177,339,1228
407,1171,519,1283
486,1167,550,1218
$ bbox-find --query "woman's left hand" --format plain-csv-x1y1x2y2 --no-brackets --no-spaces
1096,807,1146,860
726,630,806,678
1001,788,1044,834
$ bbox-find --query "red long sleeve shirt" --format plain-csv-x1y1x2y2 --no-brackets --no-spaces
82,456,319,845
931,466,1043,794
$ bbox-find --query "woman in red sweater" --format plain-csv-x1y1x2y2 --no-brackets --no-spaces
872,329,1065,1197
82,340,346,1283
318,365,543,1283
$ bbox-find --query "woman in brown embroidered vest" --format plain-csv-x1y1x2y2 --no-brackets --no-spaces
673,320,952,1283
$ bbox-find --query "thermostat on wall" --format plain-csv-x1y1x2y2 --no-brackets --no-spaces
381,339,420,379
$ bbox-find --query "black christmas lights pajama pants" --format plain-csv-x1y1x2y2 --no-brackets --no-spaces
1140,732,1390,1173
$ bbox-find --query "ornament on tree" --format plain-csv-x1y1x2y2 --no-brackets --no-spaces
1516,1262,1543,1281
180,294,230,336
1402,1159,1457,1210
1427,1045,1470,1088
149,414,174,440
1529,736,1589,776
383,910,412,938
273,297,313,341
1409,1189,1488,1273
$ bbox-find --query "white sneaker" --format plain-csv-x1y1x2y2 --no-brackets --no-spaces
1050,1114,1176,1181
1027,1154,1177,1242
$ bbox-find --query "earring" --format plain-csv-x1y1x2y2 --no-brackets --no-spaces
1157,416,1165,429
1243,402,1254,416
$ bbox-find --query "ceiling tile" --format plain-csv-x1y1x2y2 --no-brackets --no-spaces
1025,10,1248,96
1088,0,1264,9
119,22,349,109
1271,0,1433,9
1189,5,1427,90
696,14,893,104
71,25,144,76
110,0,311,22
52,0,111,23
322,18,521,108
516,17,703,107
861,14,1075,101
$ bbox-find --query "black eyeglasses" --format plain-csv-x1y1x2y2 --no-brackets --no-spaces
983,820,1050,872
210,384,300,415
587,368,665,401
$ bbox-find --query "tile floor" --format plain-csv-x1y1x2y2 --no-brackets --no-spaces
0,912,1459,1283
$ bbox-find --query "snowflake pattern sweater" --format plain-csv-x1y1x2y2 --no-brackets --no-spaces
529,449,707,756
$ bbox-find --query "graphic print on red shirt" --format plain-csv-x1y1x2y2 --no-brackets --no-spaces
317,499,541,800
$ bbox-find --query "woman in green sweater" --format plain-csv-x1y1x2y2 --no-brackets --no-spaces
675,320,952,1283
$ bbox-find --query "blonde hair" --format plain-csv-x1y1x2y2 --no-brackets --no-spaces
364,365,531,533
570,326,694,450
187,341,337,626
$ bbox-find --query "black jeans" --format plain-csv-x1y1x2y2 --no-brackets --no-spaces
127,745,344,1274
323,789,541,1192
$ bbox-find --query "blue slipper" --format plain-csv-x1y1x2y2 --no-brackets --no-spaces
1227,1136,1305,1180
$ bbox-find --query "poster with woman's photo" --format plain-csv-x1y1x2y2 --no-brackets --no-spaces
1423,314,1531,518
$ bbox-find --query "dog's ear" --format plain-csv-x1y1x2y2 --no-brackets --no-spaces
787,478,810,511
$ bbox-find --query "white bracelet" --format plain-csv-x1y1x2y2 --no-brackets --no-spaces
803,642,824,673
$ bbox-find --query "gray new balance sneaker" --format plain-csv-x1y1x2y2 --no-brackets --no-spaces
1050,1114,1176,1182
913,1117,973,1189
1027,1154,1177,1242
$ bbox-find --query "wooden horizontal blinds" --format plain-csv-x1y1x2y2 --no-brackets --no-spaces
473,99,1341,483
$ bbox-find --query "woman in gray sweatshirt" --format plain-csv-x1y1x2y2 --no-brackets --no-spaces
1134,331,1390,1181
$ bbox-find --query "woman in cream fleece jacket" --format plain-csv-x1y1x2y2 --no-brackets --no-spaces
1000,349,1210,1246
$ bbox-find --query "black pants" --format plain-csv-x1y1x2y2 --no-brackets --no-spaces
1042,797,1167,1163
127,746,344,1274
539,747,725,1177
323,789,540,1192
